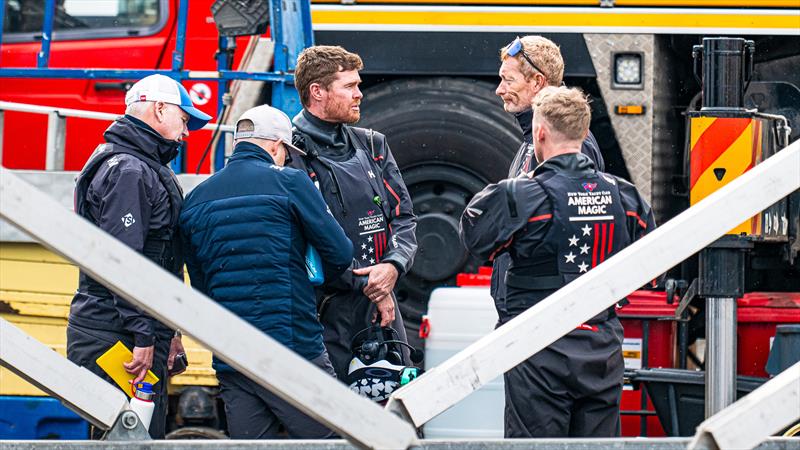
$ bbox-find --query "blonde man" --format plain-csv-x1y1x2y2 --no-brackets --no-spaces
460,87,654,438
491,35,606,332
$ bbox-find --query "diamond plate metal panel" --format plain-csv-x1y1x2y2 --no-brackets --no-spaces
585,34,655,202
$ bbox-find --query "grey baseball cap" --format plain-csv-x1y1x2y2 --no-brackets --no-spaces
234,105,304,154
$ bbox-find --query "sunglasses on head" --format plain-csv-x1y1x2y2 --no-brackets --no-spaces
505,36,547,79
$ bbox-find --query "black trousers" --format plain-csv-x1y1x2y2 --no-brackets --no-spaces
217,352,336,439
504,317,624,438
319,291,408,380
66,323,171,439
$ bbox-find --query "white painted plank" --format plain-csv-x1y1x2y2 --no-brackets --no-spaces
689,362,800,450
0,167,418,450
0,318,130,429
386,141,800,427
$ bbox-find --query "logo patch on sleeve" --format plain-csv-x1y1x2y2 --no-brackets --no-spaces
121,213,136,228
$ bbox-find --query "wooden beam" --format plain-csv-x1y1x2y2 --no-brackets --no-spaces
689,361,800,450
386,141,800,427
0,318,130,429
0,167,419,450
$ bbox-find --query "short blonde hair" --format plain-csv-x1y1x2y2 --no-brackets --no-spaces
500,36,564,86
533,86,591,141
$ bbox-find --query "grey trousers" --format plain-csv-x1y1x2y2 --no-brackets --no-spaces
217,351,337,439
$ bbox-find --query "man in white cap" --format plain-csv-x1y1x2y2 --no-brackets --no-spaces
178,105,353,439
68,74,211,439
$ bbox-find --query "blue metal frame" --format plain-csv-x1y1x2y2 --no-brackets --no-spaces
0,0,315,174
212,36,236,172
0,68,293,83
171,0,190,71
0,0,5,66
37,0,56,68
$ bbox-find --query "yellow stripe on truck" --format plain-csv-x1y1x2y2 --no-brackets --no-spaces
690,116,718,150
690,118,761,235
311,6,800,35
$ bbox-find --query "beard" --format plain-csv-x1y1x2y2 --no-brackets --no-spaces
323,98,360,124
501,96,528,114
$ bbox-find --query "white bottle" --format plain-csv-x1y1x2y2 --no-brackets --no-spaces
129,382,155,431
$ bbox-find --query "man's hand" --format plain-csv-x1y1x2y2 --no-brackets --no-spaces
167,336,186,377
124,345,154,384
353,263,399,303
372,295,396,327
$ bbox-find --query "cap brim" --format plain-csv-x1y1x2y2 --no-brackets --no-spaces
283,140,306,156
180,105,213,131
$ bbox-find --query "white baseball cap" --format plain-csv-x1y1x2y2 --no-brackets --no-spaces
234,105,304,154
125,74,213,131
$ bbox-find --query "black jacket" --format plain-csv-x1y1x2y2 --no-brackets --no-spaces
490,109,605,315
461,153,654,322
290,110,418,290
69,116,182,347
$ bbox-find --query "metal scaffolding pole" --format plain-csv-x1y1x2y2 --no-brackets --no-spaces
704,296,737,416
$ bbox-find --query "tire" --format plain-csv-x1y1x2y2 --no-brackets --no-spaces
165,426,228,439
359,77,520,350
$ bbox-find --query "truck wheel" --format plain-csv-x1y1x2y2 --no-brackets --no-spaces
165,426,228,439
359,77,520,349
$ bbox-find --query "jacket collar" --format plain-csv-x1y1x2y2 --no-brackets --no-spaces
103,115,181,165
229,141,276,165
293,109,352,160
515,108,534,144
532,152,595,177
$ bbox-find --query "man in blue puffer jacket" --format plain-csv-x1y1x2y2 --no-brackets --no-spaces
178,105,353,439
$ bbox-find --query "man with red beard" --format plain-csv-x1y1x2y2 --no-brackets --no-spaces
289,46,418,382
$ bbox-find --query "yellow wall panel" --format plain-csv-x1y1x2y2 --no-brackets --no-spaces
0,260,78,295
0,243,218,396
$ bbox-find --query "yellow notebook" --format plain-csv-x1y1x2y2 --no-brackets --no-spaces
96,341,159,398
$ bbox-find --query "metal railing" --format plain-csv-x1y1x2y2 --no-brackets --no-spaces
0,101,234,172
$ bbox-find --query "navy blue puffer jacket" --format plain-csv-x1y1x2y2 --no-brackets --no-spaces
179,142,353,371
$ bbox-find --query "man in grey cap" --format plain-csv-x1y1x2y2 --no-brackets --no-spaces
178,105,353,438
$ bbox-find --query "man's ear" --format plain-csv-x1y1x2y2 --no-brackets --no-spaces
309,83,324,102
153,101,167,122
535,122,547,142
529,73,546,92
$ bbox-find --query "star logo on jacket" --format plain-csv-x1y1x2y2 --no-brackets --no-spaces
368,209,375,216
582,182,597,192
121,213,136,228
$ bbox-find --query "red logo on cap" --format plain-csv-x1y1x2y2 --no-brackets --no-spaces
139,95,147,102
